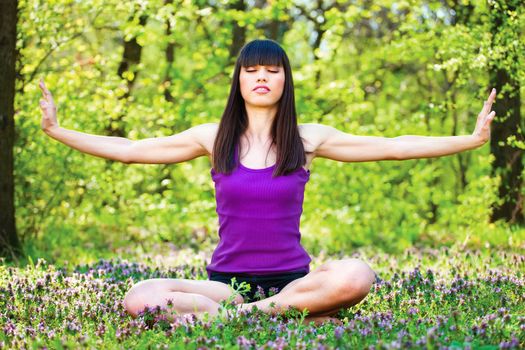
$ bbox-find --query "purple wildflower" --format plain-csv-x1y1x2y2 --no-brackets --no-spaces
268,287,279,297
334,326,344,339
407,307,418,316
359,327,372,336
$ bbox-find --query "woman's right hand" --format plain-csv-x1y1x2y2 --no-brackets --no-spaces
39,78,59,133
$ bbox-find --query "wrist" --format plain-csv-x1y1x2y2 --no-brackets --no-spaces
44,124,61,137
469,134,486,149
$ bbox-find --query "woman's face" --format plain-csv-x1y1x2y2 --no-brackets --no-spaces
239,64,285,108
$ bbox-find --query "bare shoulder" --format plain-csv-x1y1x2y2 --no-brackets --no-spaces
191,122,219,156
298,123,333,154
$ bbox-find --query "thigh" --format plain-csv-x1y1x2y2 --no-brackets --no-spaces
277,263,331,295
127,278,244,305
276,259,376,316
279,258,375,295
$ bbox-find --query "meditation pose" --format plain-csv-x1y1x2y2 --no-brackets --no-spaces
39,39,496,325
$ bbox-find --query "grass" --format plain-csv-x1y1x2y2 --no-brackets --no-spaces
0,245,523,349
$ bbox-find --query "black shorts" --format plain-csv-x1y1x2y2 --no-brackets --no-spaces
209,270,308,303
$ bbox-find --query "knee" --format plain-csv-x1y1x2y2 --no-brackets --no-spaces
336,259,376,298
123,280,152,318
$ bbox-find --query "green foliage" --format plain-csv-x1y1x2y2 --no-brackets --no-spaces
13,0,525,262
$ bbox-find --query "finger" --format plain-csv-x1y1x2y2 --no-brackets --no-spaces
39,99,55,110
484,111,495,127
39,79,54,103
39,100,50,110
39,79,48,94
489,87,496,101
484,88,497,114
478,101,489,118
479,88,496,117
480,99,492,117
38,81,46,98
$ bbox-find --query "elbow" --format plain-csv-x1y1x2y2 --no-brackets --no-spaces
121,156,135,164
118,151,133,164
119,142,136,164
389,147,407,160
390,142,405,160
392,151,405,161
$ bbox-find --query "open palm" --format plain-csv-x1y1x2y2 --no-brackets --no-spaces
472,88,496,144
39,78,59,132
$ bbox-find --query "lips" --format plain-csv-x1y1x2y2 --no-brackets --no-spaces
253,85,270,92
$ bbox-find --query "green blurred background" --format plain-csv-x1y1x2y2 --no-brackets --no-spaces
9,0,525,264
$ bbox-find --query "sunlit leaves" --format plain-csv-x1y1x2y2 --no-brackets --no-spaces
14,0,524,258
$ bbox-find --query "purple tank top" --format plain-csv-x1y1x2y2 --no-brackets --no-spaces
206,142,312,278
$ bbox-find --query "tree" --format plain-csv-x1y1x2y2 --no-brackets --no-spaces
488,0,524,224
107,7,148,137
0,0,23,260
227,0,246,62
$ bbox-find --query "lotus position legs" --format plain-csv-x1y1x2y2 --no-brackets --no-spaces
238,259,376,317
123,258,376,324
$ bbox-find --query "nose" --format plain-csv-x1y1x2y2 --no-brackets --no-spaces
256,70,268,83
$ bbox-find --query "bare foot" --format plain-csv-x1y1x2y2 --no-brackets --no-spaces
302,316,343,326
167,295,221,320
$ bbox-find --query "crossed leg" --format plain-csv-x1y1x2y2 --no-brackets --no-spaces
237,258,376,318
123,258,376,324
123,279,242,319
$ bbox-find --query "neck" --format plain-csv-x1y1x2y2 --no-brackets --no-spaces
243,103,278,142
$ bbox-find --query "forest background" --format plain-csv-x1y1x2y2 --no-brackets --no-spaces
1,0,524,265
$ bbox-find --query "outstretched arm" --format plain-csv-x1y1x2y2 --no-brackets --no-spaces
39,79,212,164
393,89,496,160
313,89,496,162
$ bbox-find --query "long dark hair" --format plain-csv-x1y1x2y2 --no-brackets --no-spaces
212,39,306,177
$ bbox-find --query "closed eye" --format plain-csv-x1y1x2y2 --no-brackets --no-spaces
245,68,280,73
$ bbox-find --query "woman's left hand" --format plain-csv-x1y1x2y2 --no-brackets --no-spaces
472,88,496,145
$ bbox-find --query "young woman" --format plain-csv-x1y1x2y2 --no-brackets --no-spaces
39,39,496,325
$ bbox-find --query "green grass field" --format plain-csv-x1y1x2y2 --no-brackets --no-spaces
1,245,523,349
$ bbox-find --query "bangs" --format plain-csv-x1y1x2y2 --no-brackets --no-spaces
238,39,286,68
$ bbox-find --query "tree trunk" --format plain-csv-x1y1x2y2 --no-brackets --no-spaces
228,0,246,62
0,0,23,260
106,13,148,137
116,15,147,85
488,0,524,224
254,0,290,42
489,69,523,223
163,0,175,103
